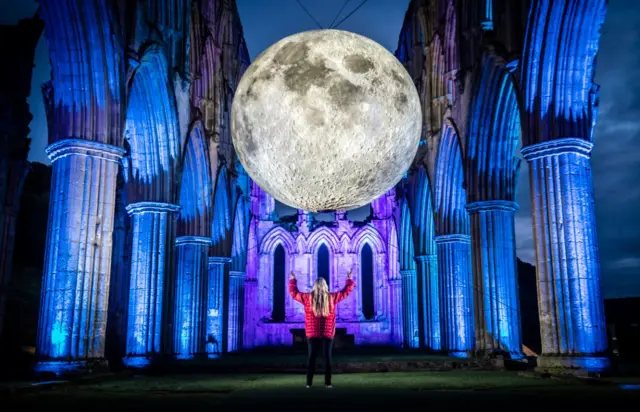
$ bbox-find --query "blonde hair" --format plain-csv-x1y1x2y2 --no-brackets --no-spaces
311,278,330,317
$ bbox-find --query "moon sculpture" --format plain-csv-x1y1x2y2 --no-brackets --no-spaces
231,29,422,212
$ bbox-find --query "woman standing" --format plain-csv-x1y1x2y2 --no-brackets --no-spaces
289,269,355,388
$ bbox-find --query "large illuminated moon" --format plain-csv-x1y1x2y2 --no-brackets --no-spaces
231,29,422,212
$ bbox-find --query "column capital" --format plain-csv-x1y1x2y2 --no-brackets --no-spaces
465,200,519,214
521,138,593,161
414,254,437,262
229,270,246,278
175,236,213,246
400,269,417,277
434,234,471,244
126,202,181,215
46,139,126,164
208,256,232,265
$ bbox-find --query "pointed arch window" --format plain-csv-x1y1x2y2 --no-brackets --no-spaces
317,244,330,283
361,243,375,320
272,244,286,322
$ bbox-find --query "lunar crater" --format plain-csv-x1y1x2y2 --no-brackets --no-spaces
231,29,422,212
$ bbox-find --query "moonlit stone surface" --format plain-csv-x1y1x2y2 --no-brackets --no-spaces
231,29,422,212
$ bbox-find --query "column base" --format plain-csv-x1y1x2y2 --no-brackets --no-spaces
535,355,610,374
449,351,471,359
34,359,109,377
122,355,157,369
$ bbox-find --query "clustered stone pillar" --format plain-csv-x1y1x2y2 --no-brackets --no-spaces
400,268,419,348
522,138,609,370
123,202,180,367
435,234,474,357
0,159,29,343
206,256,230,357
174,236,212,359
414,254,440,350
227,270,246,352
35,140,125,374
466,200,523,359
388,276,404,347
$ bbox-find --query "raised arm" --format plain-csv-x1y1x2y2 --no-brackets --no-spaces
288,272,304,304
334,269,356,303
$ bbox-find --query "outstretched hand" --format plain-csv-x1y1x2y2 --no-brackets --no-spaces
290,271,296,280
347,268,353,280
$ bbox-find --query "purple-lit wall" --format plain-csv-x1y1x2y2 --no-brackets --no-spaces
244,185,403,348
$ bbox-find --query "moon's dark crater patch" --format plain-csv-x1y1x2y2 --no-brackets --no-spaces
283,59,333,94
328,78,363,107
344,54,375,73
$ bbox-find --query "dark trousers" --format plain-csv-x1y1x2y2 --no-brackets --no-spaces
306,337,333,386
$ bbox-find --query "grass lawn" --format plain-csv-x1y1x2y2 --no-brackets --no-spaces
3,371,639,409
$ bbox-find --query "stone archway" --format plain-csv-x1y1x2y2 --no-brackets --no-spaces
122,44,182,367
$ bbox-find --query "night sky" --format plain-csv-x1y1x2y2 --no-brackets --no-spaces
2,0,639,298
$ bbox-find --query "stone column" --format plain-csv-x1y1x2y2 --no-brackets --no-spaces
389,277,404,347
435,234,474,357
173,236,212,359
35,139,124,375
522,138,608,371
227,270,246,352
415,254,440,350
206,256,229,358
123,202,180,368
466,200,523,359
0,160,28,342
400,269,419,348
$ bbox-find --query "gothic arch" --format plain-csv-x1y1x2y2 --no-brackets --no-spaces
433,121,469,235
466,52,522,202
211,166,233,256
230,195,250,272
350,226,386,255
519,0,606,145
39,0,125,145
259,226,296,255
177,120,213,237
306,226,341,254
124,44,181,203
399,201,417,271
407,165,438,256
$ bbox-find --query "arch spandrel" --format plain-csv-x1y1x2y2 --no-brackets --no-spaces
39,0,126,146
259,226,296,256
433,121,469,236
177,120,213,237
465,51,522,203
350,226,386,256
519,0,607,146
306,226,342,255
124,44,181,204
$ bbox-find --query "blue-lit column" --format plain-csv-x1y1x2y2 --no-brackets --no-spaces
435,234,474,357
415,254,440,350
206,257,229,357
466,200,523,359
123,202,180,368
174,236,212,359
400,269,419,348
36,139,125,374
227,270,246,352
522,138,608,371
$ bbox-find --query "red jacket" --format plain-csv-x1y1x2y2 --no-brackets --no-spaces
289,278,355,338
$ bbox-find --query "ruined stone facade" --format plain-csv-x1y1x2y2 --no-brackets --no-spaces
244,190,403,348
0,0,609,374
395,0,608,368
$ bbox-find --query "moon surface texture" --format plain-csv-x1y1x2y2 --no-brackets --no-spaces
231,29,422,212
